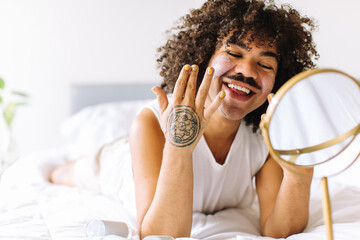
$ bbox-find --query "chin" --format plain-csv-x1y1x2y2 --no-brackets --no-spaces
218,104,247,121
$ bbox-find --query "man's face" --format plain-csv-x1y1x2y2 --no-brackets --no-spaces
206,38,278,121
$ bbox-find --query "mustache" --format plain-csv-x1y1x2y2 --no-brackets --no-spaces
224,74,261,90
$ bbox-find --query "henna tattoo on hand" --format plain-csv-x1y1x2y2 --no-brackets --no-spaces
167,105,201,147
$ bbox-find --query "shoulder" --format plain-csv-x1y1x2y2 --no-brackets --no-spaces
129,107,165,158
130,107,163,141
255,155,283,199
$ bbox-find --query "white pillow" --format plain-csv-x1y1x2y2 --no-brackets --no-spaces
61,99,153,159
60,98,360,189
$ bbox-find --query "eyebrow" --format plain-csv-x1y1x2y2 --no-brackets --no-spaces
260,51,279,62
229,41,280,62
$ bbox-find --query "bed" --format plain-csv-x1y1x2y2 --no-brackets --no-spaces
0,83,360,240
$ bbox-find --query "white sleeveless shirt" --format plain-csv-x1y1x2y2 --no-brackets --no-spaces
144,99,269,214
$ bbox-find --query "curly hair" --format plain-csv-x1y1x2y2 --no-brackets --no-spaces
156,0,319,132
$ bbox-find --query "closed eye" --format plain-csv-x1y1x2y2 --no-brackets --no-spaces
258,63,273,70
226,51,242,58
227,50,274,70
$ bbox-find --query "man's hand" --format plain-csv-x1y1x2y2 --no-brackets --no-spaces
133,65,225,239
264,92,314,179
152,64,225,152
256,93,314,238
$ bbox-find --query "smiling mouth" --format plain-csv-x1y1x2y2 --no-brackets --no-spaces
225,83,254,95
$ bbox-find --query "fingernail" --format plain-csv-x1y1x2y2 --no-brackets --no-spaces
184,65,190,71
261,114,265,121
191,65,198,71
207,67,213,75
151,87,157,94
267,93,274,102
220,91,225,99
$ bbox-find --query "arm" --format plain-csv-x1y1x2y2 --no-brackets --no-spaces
130,108,194,238
255,155,313,238
130,65,224,239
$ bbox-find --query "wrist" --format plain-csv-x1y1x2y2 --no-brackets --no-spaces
163,142,193,158
283,166,313,186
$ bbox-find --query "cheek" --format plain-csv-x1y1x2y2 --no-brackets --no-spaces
211,55,234,77
261,76,276,94
262,83,273,94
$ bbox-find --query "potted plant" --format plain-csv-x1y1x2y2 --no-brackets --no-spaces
0,77,29,169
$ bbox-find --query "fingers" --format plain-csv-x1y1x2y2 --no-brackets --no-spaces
171,64,216,112
195,67,214,112
204,91,226,121
261,93,274,121
267,93,274,103
152,86,168,114
172,65,191,102
183,65,198,104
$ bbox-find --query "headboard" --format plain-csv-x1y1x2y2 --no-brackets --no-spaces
70,83,156,114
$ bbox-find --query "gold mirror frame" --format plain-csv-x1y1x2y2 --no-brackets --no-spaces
260,68,360,169
260,68,360,240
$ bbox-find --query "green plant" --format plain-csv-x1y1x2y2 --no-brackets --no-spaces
0,77,29,128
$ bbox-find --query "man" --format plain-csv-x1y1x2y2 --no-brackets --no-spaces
129,0,317,238
51,0,318,239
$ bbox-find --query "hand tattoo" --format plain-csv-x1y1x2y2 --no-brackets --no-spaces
167,105,201,147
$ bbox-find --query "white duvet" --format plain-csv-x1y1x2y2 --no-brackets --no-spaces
0,100,359,240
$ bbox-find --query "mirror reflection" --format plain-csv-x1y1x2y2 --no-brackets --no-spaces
268,70,360,167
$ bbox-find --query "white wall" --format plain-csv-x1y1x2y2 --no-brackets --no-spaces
0,0,359,155
278,0,360,74
0,0,205,154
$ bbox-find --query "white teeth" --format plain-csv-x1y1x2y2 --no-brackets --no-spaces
227,83,251,94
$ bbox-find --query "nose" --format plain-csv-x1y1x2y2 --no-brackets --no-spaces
233,60,258,79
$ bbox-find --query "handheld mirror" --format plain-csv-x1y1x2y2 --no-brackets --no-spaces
260,68,360,240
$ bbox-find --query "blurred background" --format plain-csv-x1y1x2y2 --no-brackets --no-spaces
0,0,359,156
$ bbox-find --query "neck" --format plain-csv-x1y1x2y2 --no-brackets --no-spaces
204,111,242,142
203,111,242,165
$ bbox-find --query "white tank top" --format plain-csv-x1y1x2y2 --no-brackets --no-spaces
143,99,269,214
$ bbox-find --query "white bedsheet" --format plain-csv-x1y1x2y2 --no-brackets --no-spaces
1,148,360,240
1,101,360,239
